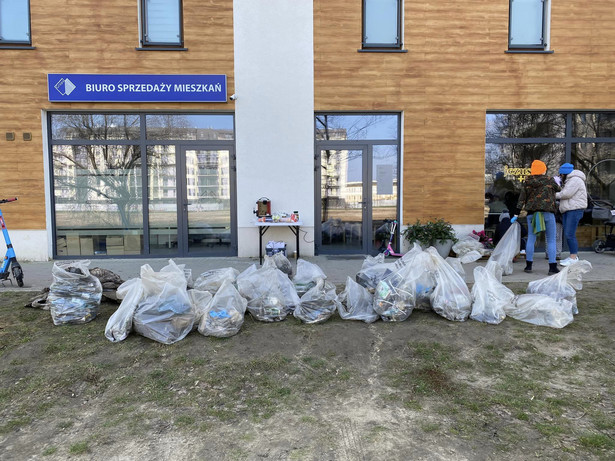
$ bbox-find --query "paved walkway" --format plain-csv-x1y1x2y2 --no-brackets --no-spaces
1,251,613,292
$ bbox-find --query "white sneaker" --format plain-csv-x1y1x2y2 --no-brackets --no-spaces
559,257,572,266
568,258,580,266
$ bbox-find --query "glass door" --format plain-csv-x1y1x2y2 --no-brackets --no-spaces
318,147,367,253
181,146,235,256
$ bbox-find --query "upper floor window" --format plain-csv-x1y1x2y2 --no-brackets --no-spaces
362,0,402,49
140,0,183,47
0,0,31,45
509,0,549,49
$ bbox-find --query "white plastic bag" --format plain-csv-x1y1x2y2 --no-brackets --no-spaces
427,248,472,321
470,266,515,325
526,260,592,315
197,281,247,338
453,237,489,258
488,222,520,276
238,266,288,322
194,267,239,294
48,260,102,325
264,253,293,278
294,279,339,324
293,259,327,296
337,277,378,323
445,257,465,278
506,294,574,329
105,277,144,342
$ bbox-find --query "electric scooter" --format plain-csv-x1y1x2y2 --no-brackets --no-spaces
0,198,24,287
383,219,403,257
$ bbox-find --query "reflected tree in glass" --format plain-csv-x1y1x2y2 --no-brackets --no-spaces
52,114,140,140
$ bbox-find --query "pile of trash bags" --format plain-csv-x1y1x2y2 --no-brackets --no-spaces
32,236,575,343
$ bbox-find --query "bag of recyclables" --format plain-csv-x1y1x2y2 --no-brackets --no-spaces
195,280,247,338
48,260,102,325
294,279,340,324
505,294,574,329
238,265,290,322
337,277,378,323
293,259,327,297
526,260,592,315
488,222,521,276
193,267,239,294
427,247,472,321
264,253,294,278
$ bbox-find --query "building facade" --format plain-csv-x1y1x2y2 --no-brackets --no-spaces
1,0,614,261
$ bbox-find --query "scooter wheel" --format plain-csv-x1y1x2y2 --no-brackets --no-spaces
12,266,24,287
593,239,606,254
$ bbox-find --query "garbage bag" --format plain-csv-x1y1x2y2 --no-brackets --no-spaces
459,250,483,264
445,257,465,278
264,252,293,278
453,236,489,258
360,253,386,270
133,282,195,344
488,222,521,276
141,260,188,296
427,248,472,321
373,275,415,322
237,266,289,322
506,294,574,329
194,267,240,294
470,266,515,325
356,244,423,293
189,289,214,326
294,279,339,324
526,260,592,315
293,259,327,297
48,260,102,325
197,281,247,338
105,278,144,342
337,277,378,323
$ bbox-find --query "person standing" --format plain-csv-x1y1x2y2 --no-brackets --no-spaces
516,160,561,275
556,163,588,266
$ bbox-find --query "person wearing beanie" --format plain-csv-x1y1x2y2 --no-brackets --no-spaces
516,160,561,275
556,163,588,267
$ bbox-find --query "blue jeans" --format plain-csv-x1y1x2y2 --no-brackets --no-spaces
526,212,557,263
562,209,584,255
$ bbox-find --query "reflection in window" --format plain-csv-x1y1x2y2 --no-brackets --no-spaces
573,144,615,206
53,145,143,256
146,114,234,140
0,0,30,44
147,145,178,255
486,113,565,139
316,114,399,141
573,114,615,138
51,114,140,140
363,0,401,49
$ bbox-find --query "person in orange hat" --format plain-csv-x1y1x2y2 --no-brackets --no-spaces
516,160,561,275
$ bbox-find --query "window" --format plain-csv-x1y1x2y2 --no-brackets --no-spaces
140,0,183,47
509,0,548,49
362,0,402,49
0,0,31,45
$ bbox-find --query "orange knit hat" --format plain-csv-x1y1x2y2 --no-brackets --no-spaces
530,160,547,175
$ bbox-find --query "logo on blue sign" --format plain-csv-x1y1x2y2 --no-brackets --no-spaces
48,74,227,102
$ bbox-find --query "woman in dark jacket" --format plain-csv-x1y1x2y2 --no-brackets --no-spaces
516,160,561,275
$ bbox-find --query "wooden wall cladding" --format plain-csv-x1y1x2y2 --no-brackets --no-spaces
0,0,235,229
314,0,615,225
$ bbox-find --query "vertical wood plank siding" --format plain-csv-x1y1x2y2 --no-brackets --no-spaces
314,0,615,224
0,0,234,229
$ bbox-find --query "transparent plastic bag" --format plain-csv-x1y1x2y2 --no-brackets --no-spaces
526,260,592,315
105,277,144,342
238,266,288,322
140,260,188,296
506,294,574,329
445,257,465,278
48,260,102,325
264,253,294,278
453,237,489,258
189,289,214,326
488,222,521,276
293,259,327,297
337,277,378,323
133,282,195,344
427,248,472,321
373,275,415,322
197,281,247,338
194,267,240,294
294,279,339,324
355,261,396,293
470,266,515,325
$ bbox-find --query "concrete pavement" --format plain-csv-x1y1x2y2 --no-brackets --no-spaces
1,251,614,292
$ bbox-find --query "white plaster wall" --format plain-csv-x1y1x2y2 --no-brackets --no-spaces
0,230,49,261
233,0,315,257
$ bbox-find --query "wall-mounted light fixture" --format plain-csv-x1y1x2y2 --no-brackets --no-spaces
5,132,15,141
23,132,32,141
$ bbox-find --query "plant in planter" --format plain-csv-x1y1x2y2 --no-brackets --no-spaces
402,218,458,257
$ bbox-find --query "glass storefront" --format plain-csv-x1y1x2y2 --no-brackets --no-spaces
485,112,615,249
50,112,235,257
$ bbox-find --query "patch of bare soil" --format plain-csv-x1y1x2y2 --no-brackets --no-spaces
0,282,614,460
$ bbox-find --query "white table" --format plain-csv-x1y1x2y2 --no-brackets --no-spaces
254,221,303,265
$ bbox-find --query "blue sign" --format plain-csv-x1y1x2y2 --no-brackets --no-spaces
48,74,227,102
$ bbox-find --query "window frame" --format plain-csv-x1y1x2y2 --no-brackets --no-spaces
140,0,184,48
362,0,403,50
508,0,548,50
0,0,32,46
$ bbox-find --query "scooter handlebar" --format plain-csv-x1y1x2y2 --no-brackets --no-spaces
0,197,17,204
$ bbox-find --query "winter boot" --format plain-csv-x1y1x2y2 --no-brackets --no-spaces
548,263,559,275
524,261,533,273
